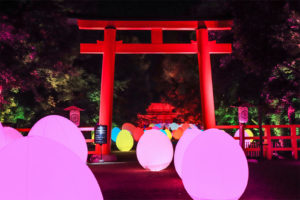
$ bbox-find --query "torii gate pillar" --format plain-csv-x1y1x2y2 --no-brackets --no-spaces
97,27,116,155
197,29,216,129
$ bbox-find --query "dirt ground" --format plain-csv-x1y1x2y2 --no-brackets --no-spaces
89,151,300,200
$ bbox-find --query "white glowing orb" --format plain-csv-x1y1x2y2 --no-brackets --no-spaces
136,129,173,171
182,129,249,200
28,115,88,162
234,129,254,145
174,128,202,178
116,130,134,152
0,136,103,200
111,127,120,142
3,126,23,144
169,123,179,131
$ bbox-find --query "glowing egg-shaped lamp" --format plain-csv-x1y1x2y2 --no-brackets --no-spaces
189,124,198,129
182,129,249,200
173,127,184,140
136,129,173,171
3,126,23,144
122,123,136,135
132,127,144,142
169,123,179,131
0,136,103,200
0,122,5,149
28,115,88,162
149,123,155,127
116,130,134,152
154,123,161,128
174,128,202,178
234,129,254,145
162,129,172,140
181,123,190,132
111,127,121,142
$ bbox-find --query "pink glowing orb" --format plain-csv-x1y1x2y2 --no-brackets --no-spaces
132,127,144,141
182,129,249,200
3,126,23,144
28,115,87,162
174,128,202,178
0,136,103,200
136,129,173,171
0,122,5,149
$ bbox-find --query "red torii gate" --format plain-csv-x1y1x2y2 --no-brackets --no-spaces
77,20,232,154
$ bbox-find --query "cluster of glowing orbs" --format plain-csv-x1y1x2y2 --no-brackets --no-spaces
28,115,88,162
136,129,173,171
173,127,184,140
234,129,254,144
174,128,202,178
111,127,121,142
181,129,249,200
132,127,144,141
122,123,136,135
116,130,134,152
0,136,103,200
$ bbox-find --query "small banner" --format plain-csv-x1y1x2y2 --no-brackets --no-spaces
238,107,248,124
94,125,107,144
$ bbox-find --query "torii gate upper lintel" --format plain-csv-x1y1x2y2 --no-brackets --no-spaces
77,20,233,155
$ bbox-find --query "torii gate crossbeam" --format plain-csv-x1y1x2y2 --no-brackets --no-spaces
78,20,232,155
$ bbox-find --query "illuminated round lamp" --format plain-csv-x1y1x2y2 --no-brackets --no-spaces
169,123,179,131
173,127,184,140
189,124,198,129
160,129,166,135
164,129,172,140
122,123,136,136
28,115,88,162
132,127,144,142
136,129,173,171
181,123,190,132
174,128,202,178
149,123,155,127
0,122,5,149
116,130,134,152
234,129,254,145
0,136,103,200
182,129,249,200
111,127,121,142
154,123,161,128
3,127,23,144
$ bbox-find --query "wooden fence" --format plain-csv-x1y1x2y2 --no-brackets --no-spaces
17,124,300,160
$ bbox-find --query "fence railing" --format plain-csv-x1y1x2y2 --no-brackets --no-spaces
17,124,300,159
215,124,300,160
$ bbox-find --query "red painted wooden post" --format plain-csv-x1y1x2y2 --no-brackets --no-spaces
291,125,298,160
97,27,116,155
151,29,163,44
196,29,216,129
265,126,273,160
